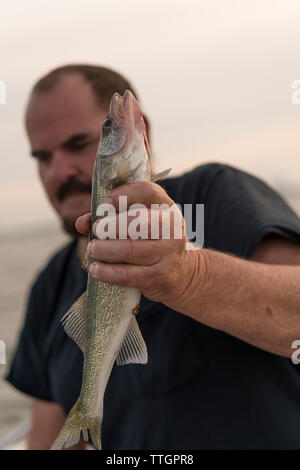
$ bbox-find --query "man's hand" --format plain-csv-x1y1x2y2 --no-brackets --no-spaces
76,182,300,358
75,181,204,311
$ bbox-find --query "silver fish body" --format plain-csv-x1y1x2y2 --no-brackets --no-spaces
51,90,152,450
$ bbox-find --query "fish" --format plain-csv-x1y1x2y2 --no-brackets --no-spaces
51,90,171,450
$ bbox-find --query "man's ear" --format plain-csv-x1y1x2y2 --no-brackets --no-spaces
142,114,151,149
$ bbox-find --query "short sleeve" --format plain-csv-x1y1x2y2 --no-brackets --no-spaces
202,164,300,258
6,277,54,402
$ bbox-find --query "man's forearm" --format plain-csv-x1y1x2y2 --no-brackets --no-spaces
177,248,300,357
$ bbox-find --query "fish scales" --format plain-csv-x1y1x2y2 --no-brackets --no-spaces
51,90,163,451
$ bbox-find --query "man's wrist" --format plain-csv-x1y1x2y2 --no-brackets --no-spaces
172,247,210,318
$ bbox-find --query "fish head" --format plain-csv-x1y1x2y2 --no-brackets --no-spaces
96,90,151,187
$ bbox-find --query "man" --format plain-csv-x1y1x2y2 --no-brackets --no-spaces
6,64,300,450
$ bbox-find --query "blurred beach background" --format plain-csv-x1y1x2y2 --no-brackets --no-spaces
1,0,300,444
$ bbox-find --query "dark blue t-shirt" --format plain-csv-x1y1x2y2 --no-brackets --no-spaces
6,163,300,449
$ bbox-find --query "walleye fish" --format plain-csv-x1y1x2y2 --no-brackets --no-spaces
51,90,170,450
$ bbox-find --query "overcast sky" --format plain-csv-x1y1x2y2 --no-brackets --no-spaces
1,0,300,233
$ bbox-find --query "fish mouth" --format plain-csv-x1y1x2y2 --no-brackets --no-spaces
97,90,146,181
108,90,140,131
109,90,132,117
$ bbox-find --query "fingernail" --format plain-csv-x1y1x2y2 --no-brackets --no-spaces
89,262,97,276
86,241,93,255
78,212,90,222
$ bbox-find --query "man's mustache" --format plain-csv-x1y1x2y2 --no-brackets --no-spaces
56,178,92,202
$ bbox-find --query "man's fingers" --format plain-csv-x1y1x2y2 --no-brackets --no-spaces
87,238,165,265
93,209,149,240
89,261,151,289
92,208,185,241
75,182,174,235
75,213,91,235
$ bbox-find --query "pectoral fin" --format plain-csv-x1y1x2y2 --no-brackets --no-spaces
61,291,87,353
117,160,131,184
151,168,172,183
116,316,148,365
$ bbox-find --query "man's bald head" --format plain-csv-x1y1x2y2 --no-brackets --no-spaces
29,64,138,112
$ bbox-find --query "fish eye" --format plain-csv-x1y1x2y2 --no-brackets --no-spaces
103,117,112,128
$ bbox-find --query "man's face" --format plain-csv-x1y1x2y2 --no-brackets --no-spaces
25,74,108,235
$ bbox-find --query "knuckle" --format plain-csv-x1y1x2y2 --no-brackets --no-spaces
116,265,129,284
141,272,152,291
158,263,174,290
173,235,186,252
147,265,164,288
143,181,159,203
90,240,99,259
120,239,134,261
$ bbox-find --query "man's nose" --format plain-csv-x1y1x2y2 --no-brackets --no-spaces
50,150,79,182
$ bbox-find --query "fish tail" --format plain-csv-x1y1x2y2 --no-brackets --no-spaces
51,402,102,450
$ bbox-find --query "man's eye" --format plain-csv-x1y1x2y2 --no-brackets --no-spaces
71,142,89,150
34,153,51,163
68,141,96,152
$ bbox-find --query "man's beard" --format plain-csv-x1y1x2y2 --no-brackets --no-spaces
56,177,92,236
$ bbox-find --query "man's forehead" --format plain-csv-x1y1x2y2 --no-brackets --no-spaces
26,74,107,124
25,74,107,149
